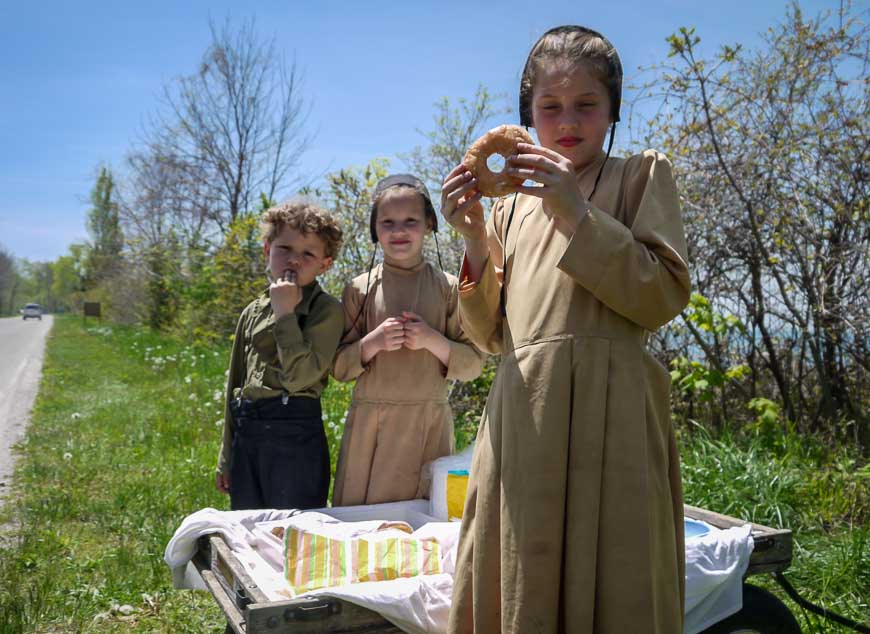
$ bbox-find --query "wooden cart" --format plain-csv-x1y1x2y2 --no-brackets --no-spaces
192,504,796,634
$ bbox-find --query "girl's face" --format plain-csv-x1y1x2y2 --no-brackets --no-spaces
531,61,612,171
264,225,333,287
375,191,430,268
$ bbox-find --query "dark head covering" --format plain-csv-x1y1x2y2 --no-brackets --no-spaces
518,25,623,127
369,174,437,243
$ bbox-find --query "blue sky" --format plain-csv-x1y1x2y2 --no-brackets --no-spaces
0,0,839,262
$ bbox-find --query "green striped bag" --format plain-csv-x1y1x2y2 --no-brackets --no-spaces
283,522,442,595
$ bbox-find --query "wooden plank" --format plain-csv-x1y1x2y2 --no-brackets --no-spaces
200,567,247,634
245,596,402,634
684,504,779,533
684,504,793,575
209,535,272,605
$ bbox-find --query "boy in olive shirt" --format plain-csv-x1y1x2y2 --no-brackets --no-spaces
215,201,344,510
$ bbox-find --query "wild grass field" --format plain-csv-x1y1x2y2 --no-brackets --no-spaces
0,317,866,632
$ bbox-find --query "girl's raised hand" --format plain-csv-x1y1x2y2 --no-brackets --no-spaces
506,143,587,228
440,164,485,240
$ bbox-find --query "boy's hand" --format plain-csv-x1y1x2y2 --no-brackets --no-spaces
270,270,302,319
361,317,406,363
216,472,231,494
441,164,486,240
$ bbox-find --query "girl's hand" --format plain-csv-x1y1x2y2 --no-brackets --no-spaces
402,311,450,367
441,164,485,240
269,270,302,318
506,143,587,229
361,317,406,363
401,311,437,351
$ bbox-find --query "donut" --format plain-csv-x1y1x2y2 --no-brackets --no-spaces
463,125,534,197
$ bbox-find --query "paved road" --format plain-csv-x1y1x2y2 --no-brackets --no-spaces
0,314,53,500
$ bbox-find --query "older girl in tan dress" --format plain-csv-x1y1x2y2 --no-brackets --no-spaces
331,175,485,506
441,27,691,634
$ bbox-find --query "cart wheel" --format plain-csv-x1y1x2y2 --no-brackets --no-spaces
701,584,802,634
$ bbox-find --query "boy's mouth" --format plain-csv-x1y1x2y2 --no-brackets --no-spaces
556,136,581,147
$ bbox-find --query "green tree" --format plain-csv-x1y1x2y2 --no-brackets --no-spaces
401,85,510,272
638,2,869,445
84,167,124,287
50,253,84,312
0,245,19,315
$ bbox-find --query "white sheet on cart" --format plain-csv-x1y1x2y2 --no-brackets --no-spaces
685,522,754,634
165,507,753,634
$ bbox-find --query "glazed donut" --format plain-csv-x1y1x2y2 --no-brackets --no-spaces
463,125,534,197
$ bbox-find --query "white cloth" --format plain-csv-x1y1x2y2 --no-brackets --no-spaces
165,505,753,634
164,504,461,634
164,507,303,600
684,522,755,634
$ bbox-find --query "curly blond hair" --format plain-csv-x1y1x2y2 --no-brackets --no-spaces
260,200,343,259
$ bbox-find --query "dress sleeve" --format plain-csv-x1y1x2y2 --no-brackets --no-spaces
556,150,691,331
457,197,508,354
272,295,345,392
216,309,247,475
332,283,367,382
444,279,487,381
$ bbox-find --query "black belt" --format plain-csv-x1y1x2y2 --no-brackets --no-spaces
231,395,322,437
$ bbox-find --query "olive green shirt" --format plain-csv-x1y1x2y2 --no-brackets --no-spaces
216,281,344,475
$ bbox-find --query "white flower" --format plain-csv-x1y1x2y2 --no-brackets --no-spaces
213,390,222,402
188,393,197,400
63,452,72,461
184,375,192,384
71,412,81,420
215,419,223,427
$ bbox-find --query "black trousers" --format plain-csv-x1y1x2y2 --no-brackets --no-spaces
228,396,329,511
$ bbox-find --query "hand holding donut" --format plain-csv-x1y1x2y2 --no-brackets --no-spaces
463,125,534,197
440,164,485,241
505,144,588,229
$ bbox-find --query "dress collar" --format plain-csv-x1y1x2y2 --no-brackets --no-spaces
382,259,426,276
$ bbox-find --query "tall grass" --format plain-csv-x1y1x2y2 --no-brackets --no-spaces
679,423,869,630
0,317,866,631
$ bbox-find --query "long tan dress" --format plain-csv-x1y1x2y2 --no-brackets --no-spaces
331,260,486,506
448,150,691,633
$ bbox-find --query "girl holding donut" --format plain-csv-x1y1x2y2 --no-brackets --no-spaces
441,26,691,633
331,174,485,506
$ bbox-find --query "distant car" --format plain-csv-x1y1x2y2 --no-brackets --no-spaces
22,303,43,320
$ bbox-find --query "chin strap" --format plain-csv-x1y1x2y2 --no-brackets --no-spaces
434,233,444,271
343,245,378,343
590,122,616,202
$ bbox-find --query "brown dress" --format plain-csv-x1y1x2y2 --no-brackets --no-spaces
331,260,485,506
448,150,691,633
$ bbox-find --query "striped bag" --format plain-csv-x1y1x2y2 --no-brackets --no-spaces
283,519,442,595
